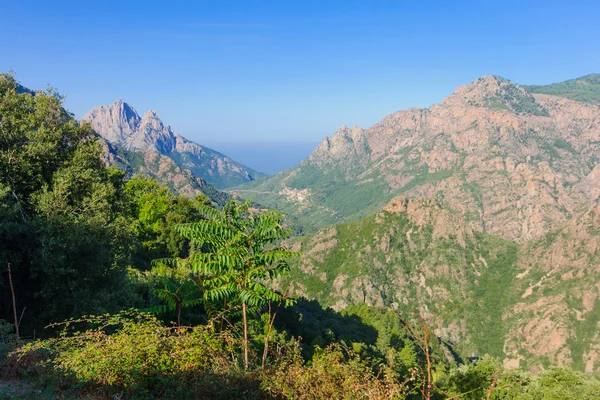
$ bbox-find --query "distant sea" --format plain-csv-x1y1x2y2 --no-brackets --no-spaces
205,141,320,176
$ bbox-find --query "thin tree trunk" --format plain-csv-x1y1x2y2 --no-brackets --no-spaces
177,302,182,327
242,301,249,370
262,302,276,369
486,377,498,400
424,324,432,400
7,263,19,340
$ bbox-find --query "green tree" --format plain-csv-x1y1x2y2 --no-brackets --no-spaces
0,73,133,331
123,175,210,270
170,199,298,369
143,263,203,326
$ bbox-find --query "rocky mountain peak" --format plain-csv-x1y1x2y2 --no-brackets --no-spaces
307,124,367,165
330,125,364,140
443,75,547,115
83,101,264,188
82,100,141,145
142,109,160,120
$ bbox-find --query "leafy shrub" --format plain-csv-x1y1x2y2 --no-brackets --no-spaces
2,310,425,399
261,344,416,400
3,311,263,399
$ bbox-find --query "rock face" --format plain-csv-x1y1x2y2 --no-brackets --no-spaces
100,139,229,205
237,74,600,372
83,101,264,188
504,204,600,372
235,75,600,242
285,195,600,372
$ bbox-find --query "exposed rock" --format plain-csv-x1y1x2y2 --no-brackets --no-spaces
286,194,600,372
99,138,229,205
83,100,264,188
239,75,600,242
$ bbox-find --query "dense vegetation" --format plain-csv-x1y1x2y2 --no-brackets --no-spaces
2,73,600,399
525,73,600,104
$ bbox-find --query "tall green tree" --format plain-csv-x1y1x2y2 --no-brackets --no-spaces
169,199,298,369
123,175,210,270
0,73,132,331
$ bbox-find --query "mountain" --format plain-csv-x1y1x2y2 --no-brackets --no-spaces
233,75,600,242
279,196,600,372
525,74,600,105
83,100,264,189
100,139,230,205
504,203,600,372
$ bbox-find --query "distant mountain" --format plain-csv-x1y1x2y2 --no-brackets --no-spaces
83,101,265,189
281,196,600,372
233,75,600,242
100,139,230,205
525,74,600,105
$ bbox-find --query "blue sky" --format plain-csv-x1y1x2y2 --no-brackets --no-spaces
2,0,599,145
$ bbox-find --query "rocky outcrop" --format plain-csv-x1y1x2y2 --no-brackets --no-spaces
238,75,600,242
503,204,600,372
99,138,229,205
83,101,264,188
286,195,600,373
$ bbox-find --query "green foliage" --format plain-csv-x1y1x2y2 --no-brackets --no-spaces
0,73,134,331
123,175,210,269
162,199,299,368
5,307,600,399
437,355,501,399
169,199,299,309
0,74,214,335
2,311,416,399
525,74,600,105
4,311,263,399
276,300,420,371
261,344,413,399
438,360,600,400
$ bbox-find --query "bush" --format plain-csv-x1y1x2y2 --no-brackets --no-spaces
2,311,422,399
3,311,263,399
261,344,415,399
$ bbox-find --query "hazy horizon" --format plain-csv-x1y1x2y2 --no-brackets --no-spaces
202,140,320,175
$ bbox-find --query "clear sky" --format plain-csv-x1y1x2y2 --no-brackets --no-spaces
2,0,599,145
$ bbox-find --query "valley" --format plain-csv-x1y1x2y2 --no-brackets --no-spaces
232,74,600,372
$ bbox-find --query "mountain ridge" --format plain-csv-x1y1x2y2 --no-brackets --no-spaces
525,73,600,105
233,75,600,242
100,138,230,205
83,100,265,189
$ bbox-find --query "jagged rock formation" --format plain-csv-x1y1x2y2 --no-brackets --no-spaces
83,100,264,188
237,74,600,372
100,139,229,205
282,196,600,373
235,75,600,242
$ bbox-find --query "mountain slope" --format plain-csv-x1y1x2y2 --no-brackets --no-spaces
281,196,600,372
525,74,600,105
280,197,519,359
100,139,229,205
234,75,600,242
503,203,600,372
83,101,264,188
